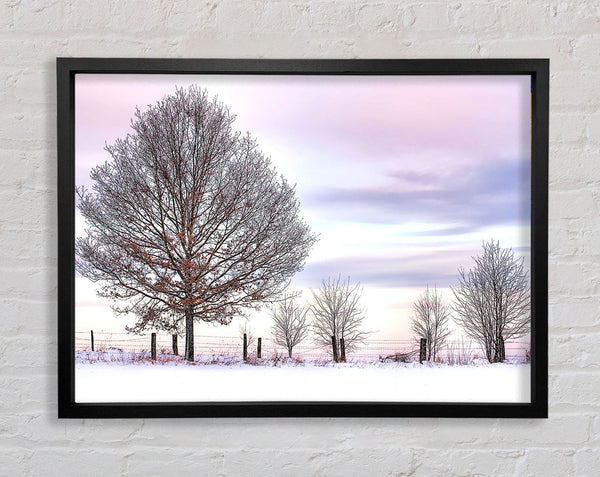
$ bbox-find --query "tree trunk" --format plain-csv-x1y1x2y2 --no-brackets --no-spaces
495,335,505,363
172,334,178,356
419,338,427,364
485,341,493,363
331,335,339,363
288,346,293,358
185,312,194,362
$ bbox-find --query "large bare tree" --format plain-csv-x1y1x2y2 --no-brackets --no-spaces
410,285,452,362
451,240,530,363
310,276,368,360
270,294,309,358
76,86,317,361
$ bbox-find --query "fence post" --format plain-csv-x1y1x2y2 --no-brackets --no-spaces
90,330,94,352
257,337,262,359
331,335,339,363
172,334,178,356
243,333,248,361
419,338,427,364
340,338,346,362
151,332,157,361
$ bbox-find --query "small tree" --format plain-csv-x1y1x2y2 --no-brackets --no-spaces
410,285,451,362
310,276,369,361
451,240,530,363
238,318,256,352
270,295,309,358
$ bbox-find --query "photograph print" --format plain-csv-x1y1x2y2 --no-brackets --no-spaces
65,62,544,415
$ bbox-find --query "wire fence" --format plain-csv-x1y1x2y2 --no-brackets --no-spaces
76,331,530,363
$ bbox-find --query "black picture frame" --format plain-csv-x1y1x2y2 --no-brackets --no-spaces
57,58,548,419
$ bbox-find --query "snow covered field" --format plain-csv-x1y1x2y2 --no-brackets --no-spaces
75,350,530,403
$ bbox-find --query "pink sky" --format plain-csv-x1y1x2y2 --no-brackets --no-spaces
75,74,531,342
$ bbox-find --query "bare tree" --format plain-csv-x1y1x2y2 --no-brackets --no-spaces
410,285,452,362
451,240,530,363
76,86,318,361
238,317,256,352
270,294,309,357
445,336,473,366
310,276,369,361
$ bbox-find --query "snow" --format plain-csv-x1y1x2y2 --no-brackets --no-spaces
75,351,530,403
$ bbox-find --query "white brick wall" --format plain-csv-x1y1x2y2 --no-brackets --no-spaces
1,1,598,475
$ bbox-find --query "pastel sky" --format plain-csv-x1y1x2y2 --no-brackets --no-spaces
75,74,531,341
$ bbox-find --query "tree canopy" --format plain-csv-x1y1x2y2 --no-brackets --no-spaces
76,86,317,360
451,240,529,363
410,285,451,362
310,275,369,359
270,294,310,358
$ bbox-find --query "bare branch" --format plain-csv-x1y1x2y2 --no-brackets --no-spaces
238,318,256,351
76,86,318,360
451,240,530,363
271,295,310,358
410,285,452,361
309,275,370,360
270,294,310,357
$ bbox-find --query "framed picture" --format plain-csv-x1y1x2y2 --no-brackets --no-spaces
57,58,548,418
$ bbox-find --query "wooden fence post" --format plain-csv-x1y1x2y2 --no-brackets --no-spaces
243,333,248,361
172,334,178,356
90,330,94,352
331,335,339,363
340,337,346,362
419,338,427,364
257,337,262,359
151,332,157,361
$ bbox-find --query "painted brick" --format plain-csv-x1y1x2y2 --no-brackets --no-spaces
550,332,600,369
575,447,600,476
549,296,600,328
550,372,600,407
29,449,123,477
519,448,577,476
0,0,599,475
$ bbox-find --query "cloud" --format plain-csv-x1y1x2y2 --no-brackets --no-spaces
294,247,484,289
304,156,530,232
